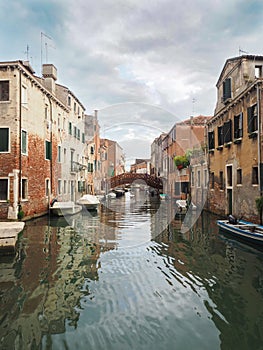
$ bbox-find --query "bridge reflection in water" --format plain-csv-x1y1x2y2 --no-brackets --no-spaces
110,173,163,190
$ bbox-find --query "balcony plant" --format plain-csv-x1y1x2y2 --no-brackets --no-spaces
174,154,190,170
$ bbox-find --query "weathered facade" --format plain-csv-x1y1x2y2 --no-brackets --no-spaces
130,159,150,174
207,55,263,222
0,60,86,220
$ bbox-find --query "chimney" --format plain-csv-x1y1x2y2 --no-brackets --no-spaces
94,109,98,119
42,64,57,94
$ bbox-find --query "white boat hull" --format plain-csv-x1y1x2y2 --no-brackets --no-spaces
50,202,82,216
77,195,100,210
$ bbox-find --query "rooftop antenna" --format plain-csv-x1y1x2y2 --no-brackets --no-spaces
24,44,29,60
40,32,55,73
239,47,249,56
192,97,196,115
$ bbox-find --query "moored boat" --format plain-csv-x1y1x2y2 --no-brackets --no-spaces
77,194,100,210
49,201,82,217
217,218,263,245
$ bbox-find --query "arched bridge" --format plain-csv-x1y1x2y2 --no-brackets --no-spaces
110,173,163,190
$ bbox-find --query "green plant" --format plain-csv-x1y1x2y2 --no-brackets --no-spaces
174,155,189,169
255,197,263,225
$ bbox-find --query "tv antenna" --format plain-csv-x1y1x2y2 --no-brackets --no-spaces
40,32,56,71
239,47,249,55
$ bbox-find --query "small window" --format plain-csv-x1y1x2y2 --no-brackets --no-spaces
82,132,85,143
45,105,48,120
58,179,62,195
74,102,76,112
223,120,232,143
69,122,72,135
21,130,27,155
74,126,77,138
58,145,61,163
191,171,195,186
237,169,242,185
197,170,201,187
252,166,259,185
90,146,94,155
64,180,67,194
21,178,28,200
77,129,80,140
0,80,9,101
255,65,262,78
247,104,258,133
88,163,93,172
68,95,71,106
64,148,67,163
218,125,223,146
204,169,208,188
208,131,215,150
45,140,52,160
234,113,243,139
0,179,8,200
0,127,9,152
219,171,224,190
45,179,50,197
227,166,232,186
223,78,231,101
21,85,27,106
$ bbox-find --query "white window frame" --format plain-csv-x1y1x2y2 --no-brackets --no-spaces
21,178,28,201
21,129,28,155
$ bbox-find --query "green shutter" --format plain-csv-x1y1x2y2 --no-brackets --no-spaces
22,130,27,154
45,140,52,160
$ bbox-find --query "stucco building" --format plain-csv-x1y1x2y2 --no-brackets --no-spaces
207,55,263,222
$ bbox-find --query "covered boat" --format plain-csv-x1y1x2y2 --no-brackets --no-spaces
77,194,100,210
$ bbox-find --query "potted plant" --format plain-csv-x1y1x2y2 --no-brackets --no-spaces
174,155,190,170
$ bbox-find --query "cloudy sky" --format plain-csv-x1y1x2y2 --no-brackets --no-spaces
1,0,263,164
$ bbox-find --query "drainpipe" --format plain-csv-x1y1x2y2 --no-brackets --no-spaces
257,83,262,196
48,96,53,198
18,67,22,209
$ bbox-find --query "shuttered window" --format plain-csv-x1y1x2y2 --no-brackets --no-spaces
247,104,258,133
0,128,9,152
21,130,27,154
218,126,223,146
45,140,52,160
223,78,231,101
223,120,232,143
208,131,215,150
234,113,243,139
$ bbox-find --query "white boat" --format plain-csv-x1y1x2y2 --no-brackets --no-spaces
176,199,187,213
77,194,100,210
49,201,82,217
106,192,116,199
217,218,263,245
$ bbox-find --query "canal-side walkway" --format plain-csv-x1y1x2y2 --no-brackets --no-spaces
0,222,25,253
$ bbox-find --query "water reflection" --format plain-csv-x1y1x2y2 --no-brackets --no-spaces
0,194,262,349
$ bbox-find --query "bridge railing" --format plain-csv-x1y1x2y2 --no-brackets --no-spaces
110,173,163,190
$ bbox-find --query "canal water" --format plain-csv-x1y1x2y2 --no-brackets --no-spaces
0,192,263,350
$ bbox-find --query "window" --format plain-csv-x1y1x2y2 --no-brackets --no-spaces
223,120,232,143
90,146,94,154
88,163,93,172
223,78,231,101
208,131,215,150
21,85,27,106
234,113,243,139
197,170,201,187
77,129,80,140
237,169,242,185
255,65,262,78
64,180,67,194
218,125,223,147
21,130,27,155
0,179,8,200
74,126,77,138
204,169,208,188
45,140,52,160
58,180,62,195
0,80,9,101
68,95,71,106
226,166,232,186
64,148,67,163
69,122,72,135
247,104,258,133
58,145,61,163
74,102,76,112
252,166,259,185
191,171,195,186
45,105,48,120
210,172,214,189
45,179,50,197
219,171,224,190
21,178,28,200
0,127,9,152
71,149,75,172
78,180,85,192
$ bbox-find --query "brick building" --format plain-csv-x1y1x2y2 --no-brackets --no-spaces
0,60,86,220
207,55,263,222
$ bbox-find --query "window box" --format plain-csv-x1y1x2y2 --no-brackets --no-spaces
217,145,223,151
224,141,232,148
249,131,258,139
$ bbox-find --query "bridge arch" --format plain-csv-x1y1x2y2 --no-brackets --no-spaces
110,173,163,190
